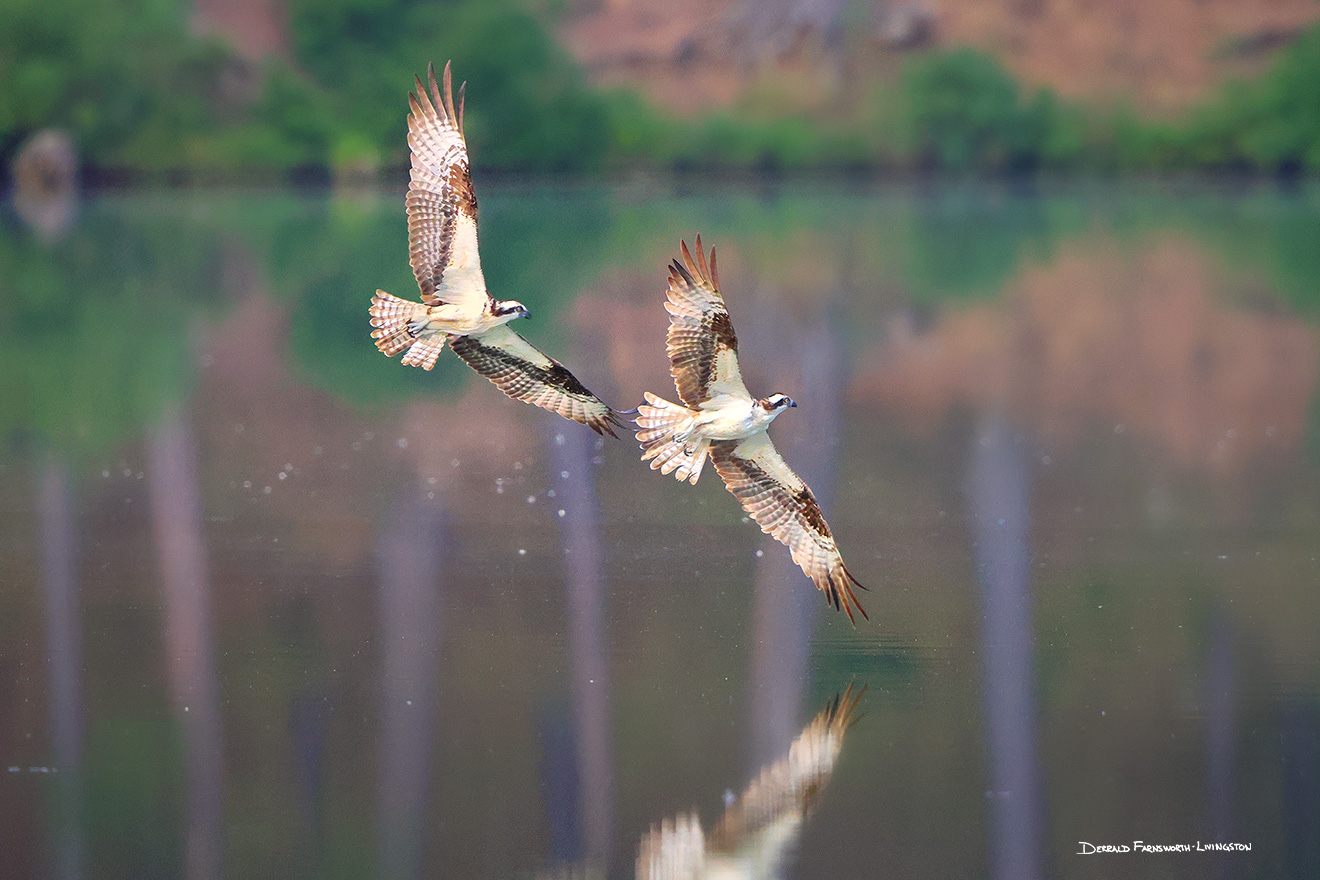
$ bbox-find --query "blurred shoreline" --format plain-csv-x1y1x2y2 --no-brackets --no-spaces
3,1,1320,187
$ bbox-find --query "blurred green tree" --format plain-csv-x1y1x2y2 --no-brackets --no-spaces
0,0,232,172
903,49,1023,172
286,0,610,170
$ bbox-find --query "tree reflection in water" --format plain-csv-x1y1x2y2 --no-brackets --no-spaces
147,406,223,880
374,483,446,880
966,412,1043,880
547,417,616,868
37,458,84,880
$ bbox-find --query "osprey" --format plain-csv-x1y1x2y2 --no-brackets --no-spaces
369,62,623,437
635,238,868,623
636,685,864,877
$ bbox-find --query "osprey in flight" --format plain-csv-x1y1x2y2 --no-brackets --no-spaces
369,62,623,437
635,238,868,623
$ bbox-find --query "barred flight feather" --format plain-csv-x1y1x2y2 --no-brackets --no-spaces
451,325,623,437
710,432,867,623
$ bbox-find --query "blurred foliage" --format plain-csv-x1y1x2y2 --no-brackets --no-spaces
903,48,1026,172
1159,25,1320,173
285,0,609,171
0,196,220,462
3,0,1320,177
0,0,611,177
0,0,233,173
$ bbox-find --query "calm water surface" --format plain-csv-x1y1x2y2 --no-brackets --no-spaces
1,180,1319,879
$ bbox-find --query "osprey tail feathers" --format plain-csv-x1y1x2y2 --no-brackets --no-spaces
635,392,710,485
369,290,446,370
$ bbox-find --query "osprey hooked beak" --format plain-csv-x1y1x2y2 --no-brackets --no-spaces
496,300,530,320
763,394,797,411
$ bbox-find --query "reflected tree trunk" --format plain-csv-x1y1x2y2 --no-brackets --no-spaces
1205,613,1236,878
374,485,446,880
746,278,844,772
1281,701,1320,877
146,406,223,880
38,458,84,880
547,420,615,868
966,413,1043,880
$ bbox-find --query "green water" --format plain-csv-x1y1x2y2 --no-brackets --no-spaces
1,179,1318,878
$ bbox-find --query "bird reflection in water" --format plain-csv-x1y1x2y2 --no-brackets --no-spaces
636,685,865,880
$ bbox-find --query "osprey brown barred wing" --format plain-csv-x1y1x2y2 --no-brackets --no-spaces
450,325,624,437
709,433,868,623
664,237,751,408
405,61,487,311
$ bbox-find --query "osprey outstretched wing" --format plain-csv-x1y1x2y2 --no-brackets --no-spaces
450,326,625,435
405,60,484,311
710,433,866,623
368,62,623,437
663,237,751,408
636,238,868,621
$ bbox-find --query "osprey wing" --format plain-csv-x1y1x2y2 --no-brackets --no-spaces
664,237,751,408
406,62,487,313
710,433,867,623
450,325,624,437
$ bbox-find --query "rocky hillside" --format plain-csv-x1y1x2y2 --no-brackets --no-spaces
559,0,1320,114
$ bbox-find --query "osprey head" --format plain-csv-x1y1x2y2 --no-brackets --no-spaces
761,393,797,413
492,299,530,321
